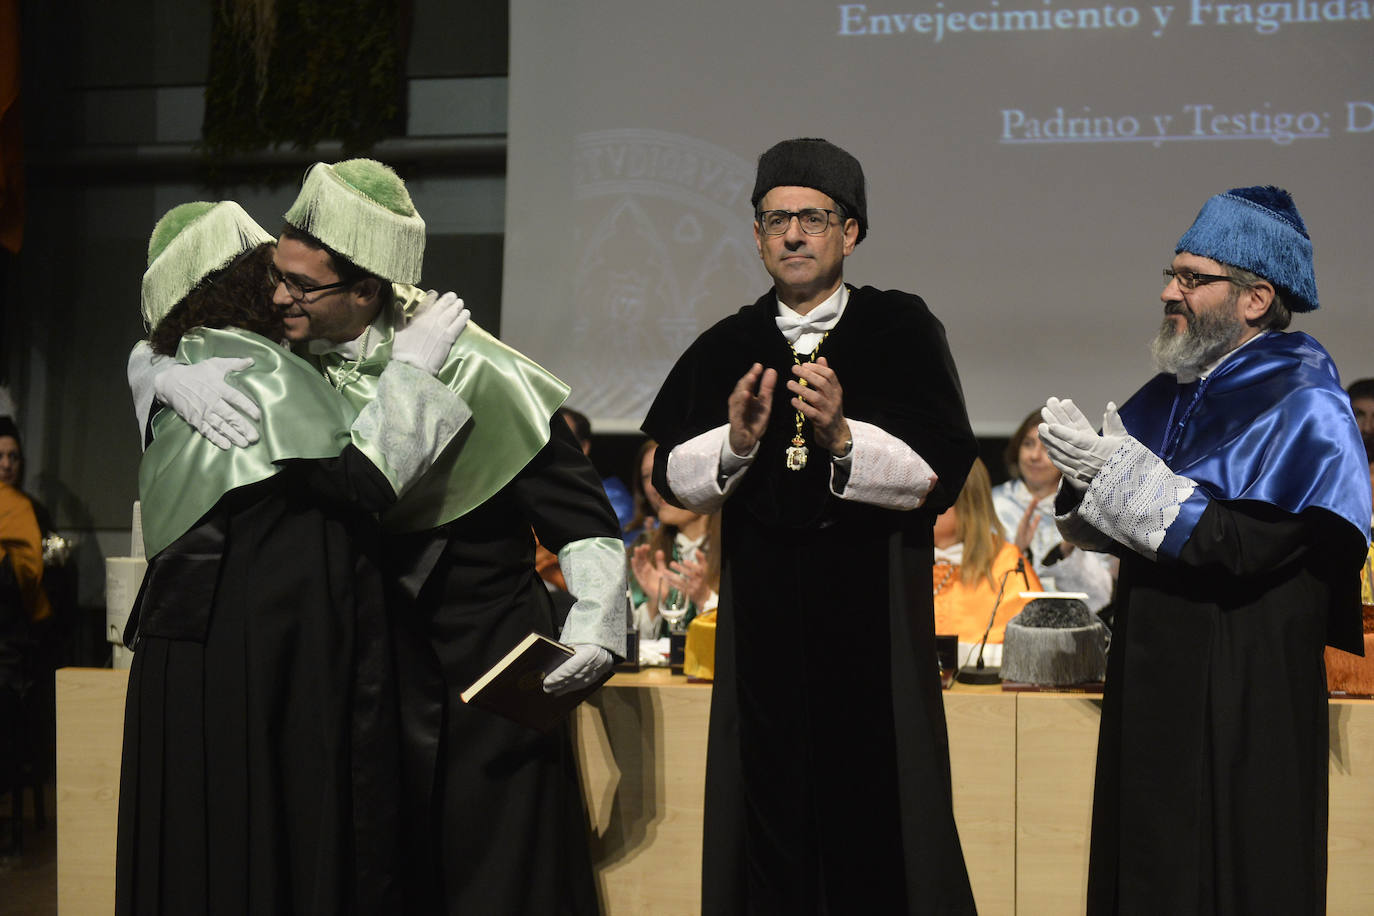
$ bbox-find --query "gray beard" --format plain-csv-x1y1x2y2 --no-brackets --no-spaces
1150,301,1246,377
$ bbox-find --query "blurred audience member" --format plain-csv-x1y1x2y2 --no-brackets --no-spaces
0,414,50,855
991,409,1115,611
933,458,1042,668
624,438,659,544
535,408,640,591
1348,377,1374,465
0,416,51,627
627,441,720,640
558,406,636,540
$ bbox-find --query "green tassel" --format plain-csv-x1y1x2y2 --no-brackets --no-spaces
142,201,274,330
284,160,426,284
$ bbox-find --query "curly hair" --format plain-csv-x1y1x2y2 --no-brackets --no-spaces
148,243,283,356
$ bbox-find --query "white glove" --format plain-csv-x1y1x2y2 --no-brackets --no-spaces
391,290,470,375
1038,397,1126,490
542,643,613,695
152,357,261,449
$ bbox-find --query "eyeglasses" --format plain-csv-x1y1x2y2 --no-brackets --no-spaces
1163,268,1246,291
267,263,351,302
756,208,840,236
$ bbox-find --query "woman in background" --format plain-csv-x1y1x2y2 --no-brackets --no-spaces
627,440,720,640
933,458,1042,669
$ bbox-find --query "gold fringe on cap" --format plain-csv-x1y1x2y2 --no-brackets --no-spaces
283,160,426,284
141,201,274,330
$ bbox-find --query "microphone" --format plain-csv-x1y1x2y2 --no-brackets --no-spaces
955,564,1015,685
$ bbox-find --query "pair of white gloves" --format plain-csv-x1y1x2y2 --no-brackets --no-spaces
151,290,469,448
144,290,612,695
1037,397,1128,491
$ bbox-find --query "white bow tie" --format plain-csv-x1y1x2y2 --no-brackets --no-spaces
775,298,843,346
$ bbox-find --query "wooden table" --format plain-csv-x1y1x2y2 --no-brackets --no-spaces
56,668,1374,915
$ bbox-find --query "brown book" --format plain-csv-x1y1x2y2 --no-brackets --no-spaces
460,631,611,731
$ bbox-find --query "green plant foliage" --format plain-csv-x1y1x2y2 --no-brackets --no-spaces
202,0,408,169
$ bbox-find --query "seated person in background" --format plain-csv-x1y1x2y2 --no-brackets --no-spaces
933,458,1042,669
0,421,49,790
0,409,71,630
0,417,50,629
623,437,658,544
1349,377,1374,467
627,440,720,640
535,406,638,591
991,409,1115,611
558,406,636,536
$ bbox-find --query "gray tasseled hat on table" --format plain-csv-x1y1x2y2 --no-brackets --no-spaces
1001,597,1108,686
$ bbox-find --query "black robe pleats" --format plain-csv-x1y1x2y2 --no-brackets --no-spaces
388,419,619,915
117,450,403,916
1087,500,1364,916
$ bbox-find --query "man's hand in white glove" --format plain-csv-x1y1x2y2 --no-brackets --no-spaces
391,290,470,375
543,644,614,695
1038,397,1127,490
153,357,262,449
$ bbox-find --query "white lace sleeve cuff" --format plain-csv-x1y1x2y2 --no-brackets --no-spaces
350,360,470,497
1055,485,1120,554
1075,435,1198,561
829,419,936,510
665,424,752,513
557,536,629,657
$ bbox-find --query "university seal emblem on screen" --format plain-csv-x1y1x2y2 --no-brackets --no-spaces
571,129,758,422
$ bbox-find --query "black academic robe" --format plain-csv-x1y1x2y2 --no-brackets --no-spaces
643,285,979,915
388,418,619,916
1082,500,1363,916
1065,336,1370,916
116,448,402,916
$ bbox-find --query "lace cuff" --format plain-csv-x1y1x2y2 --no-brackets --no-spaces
557,536,629,658
350,360,470,497
830,419,936,510
1076,436,1199,561
665,424,749,513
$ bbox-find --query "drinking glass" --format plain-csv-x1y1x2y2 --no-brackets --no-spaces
657,579,690,634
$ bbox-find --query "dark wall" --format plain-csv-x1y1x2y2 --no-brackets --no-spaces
7,0,512,537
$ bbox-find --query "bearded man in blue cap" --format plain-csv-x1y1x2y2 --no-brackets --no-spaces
1040,186,1371,916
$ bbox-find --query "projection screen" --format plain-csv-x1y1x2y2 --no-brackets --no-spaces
503,0,1373,433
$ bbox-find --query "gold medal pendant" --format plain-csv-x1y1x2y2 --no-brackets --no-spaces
785,330,829,472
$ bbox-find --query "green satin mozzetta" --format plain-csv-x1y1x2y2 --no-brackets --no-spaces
139,328,358,558
319,284,569,533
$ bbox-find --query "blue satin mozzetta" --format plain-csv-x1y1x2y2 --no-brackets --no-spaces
1118,331,1372,559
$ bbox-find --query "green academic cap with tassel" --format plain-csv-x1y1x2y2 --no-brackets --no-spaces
141,200,275,331
284,159,426,285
